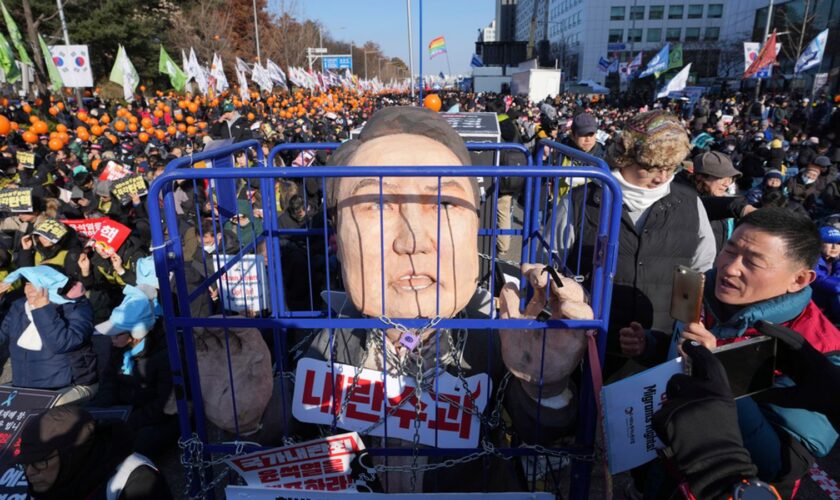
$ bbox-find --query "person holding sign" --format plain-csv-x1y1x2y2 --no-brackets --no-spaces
15,219,88,284
287,107,593,492
0,266,98,406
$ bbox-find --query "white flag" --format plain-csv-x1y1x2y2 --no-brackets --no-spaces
181,49,193,81
235,60,249,101
235,57,251,75
795,29,829,74
210,53,228,92
188,48,208,94
265,59,287,88
251,62,273,93
657,63,692,99
109,45,139,101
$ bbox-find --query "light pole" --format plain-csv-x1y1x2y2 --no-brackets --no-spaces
364,50,377,80
252,0,262,64
406,0,415,98
55,0,85,109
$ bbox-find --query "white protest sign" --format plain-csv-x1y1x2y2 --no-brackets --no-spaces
601,357,683,474
212,254,268,313
225,488,554,500
293,357,490,449
48,45,94,88
225,432,364,491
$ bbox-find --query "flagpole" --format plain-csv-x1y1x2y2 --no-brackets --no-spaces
56,0,85,110
406,0,415,100
755,0,774,99
418,0,423,103
252,0,262,64
445,50,452,87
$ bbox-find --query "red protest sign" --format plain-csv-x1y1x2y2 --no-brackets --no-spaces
225,432,365,491
98,161,132,181
89,219,131,253
61,218,108,239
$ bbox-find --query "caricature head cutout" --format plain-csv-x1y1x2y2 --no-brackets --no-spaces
328,107,479,319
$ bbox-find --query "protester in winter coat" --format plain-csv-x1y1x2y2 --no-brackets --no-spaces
0,266,97,405
813,224,840,323
15,406,172,499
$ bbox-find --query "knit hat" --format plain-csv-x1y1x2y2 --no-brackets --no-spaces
764,169,784,182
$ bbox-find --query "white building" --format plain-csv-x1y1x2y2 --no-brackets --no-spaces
513,0,769,85
480,20,498,43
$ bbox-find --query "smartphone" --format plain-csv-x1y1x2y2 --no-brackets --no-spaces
701,336,778,399
671,266,705,324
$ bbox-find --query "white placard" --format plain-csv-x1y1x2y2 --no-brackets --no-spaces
293,357,490,449
212,254,268,314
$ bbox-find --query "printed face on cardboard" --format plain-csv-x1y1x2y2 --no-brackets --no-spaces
333,134,479,319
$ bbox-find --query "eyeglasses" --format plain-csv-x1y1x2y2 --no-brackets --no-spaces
26,452,58,471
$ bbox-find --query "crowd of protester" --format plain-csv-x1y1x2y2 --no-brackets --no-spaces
0,84,838,499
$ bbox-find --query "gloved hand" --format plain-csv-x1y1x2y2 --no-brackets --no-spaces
754,320,840,431
653,341,757,500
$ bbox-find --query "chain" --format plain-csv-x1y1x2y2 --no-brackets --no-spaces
478,252,521,268
178,434,251,499
409,330,424,492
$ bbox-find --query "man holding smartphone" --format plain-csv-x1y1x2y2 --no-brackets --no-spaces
621,207,840,497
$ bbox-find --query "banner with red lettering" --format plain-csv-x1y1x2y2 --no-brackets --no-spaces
98,161,132,181
292,358,490,449
225,432,365,491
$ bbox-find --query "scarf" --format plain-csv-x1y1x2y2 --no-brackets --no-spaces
121,339,146,376
610,169,672,214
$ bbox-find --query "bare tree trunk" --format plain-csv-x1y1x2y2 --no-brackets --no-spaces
21,0,47,96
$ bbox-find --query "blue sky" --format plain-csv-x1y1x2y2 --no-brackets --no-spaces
284,0,495,76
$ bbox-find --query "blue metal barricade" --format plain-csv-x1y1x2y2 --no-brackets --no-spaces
147,139,622,499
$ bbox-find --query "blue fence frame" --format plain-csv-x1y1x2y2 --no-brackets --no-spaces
147,139,622,499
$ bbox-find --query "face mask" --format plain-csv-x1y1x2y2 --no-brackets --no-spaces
203,243,216,254
802,175,816,185
726,145,735,152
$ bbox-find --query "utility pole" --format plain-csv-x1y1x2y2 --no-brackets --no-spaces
252,0,262,64
56,0,85,109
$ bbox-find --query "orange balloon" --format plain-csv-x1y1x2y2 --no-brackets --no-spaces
91,125,103,136
155,129,165,141
117,108,127,118
188,102,198,114
9,122,18,131
29,115,39,125
197,121,207,130
174,112,183,122
58,132,69,144
48,137,63,151
138,132,149,143
0,115,10,136
128,115,138,124
423,94,441,112
57,102,65,111
185,116,195,125
139,85,146,92
33,121,48,135
153,109,163,119
177,123,186,133
55,123,67,133
187,126,197,135
114,120,126,132
247,112,255,121
166,126,176,136
22,104,32,114
128,123,138,132
77,129,90,141
48,107,59,116
107,134,117,144
101,114,110,124
141,117,153,129
164,105,171,113
77,110,88,121
22,131,37,143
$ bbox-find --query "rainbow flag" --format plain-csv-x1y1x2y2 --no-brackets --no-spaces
429,36,447,59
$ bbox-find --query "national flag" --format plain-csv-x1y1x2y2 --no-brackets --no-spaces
210,53,228,92
0,0,31,65
0,31,20,83
158,46,187,92
608,59,619,73
628,52,643,72
109,45,138,101
470,53,483,68
597,56,610,73
639,44,669,78
188,48,208,94
266,59,287,88
744,31,778,79
38,34,62,91
795,29,829,74
657,63,692,98
429,36,447,59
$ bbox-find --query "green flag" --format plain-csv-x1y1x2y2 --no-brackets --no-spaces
158,45,187,92
668,43,683,70
0,0,31,65
38,34,62,91
0,30,20,83
109,45,139,101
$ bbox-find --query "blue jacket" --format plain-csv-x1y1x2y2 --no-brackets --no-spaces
0,297,97,389
667,270,840,457
812,256,840,317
